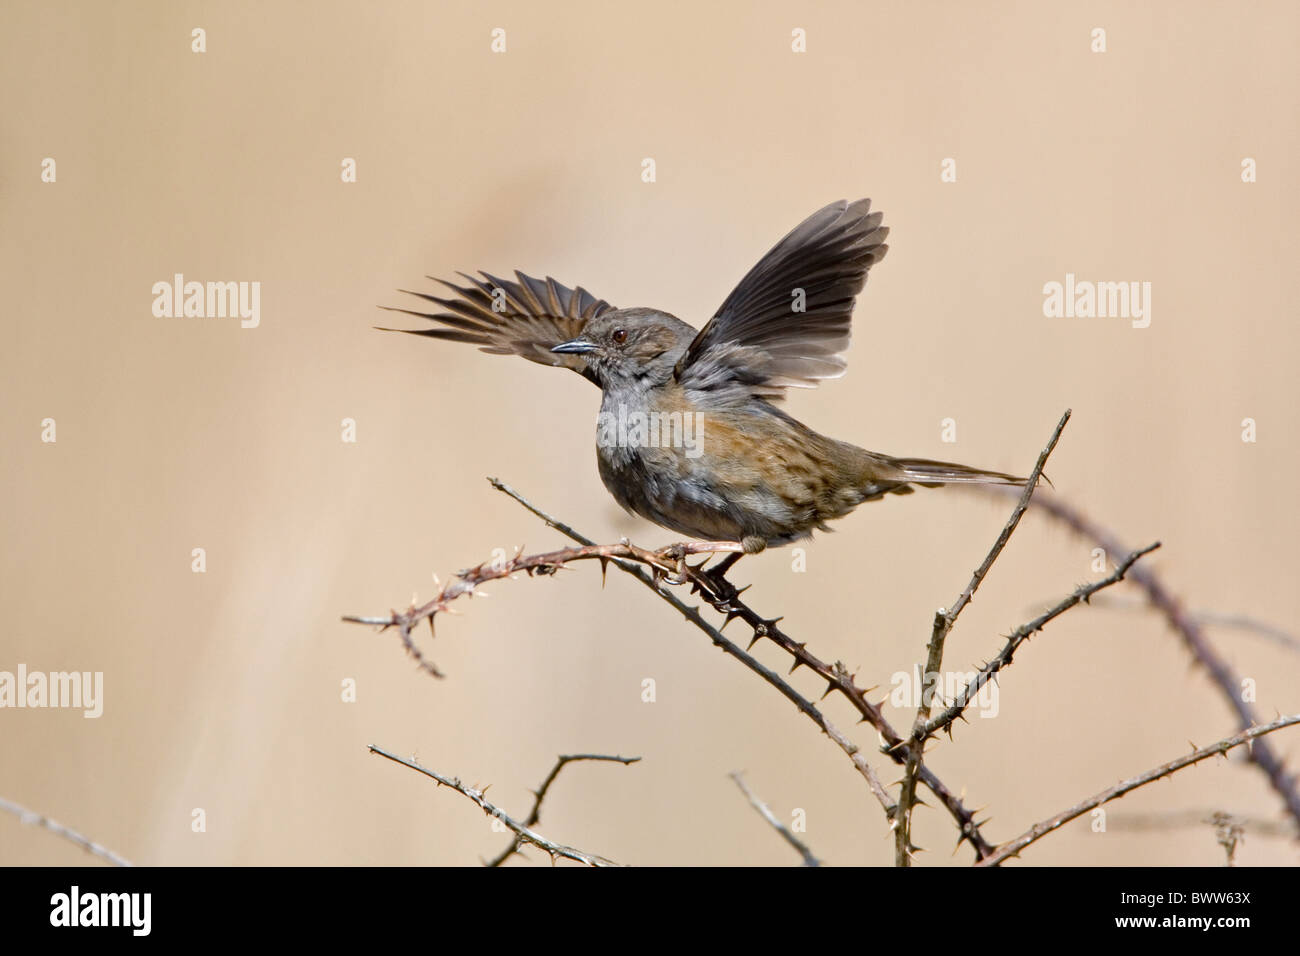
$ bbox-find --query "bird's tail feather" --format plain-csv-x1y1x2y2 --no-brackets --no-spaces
889,456,1030,489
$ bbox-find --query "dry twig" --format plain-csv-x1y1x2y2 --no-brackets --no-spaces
976,714,1300,866
368,745,620,867
485,753,640,867
730,772,821,867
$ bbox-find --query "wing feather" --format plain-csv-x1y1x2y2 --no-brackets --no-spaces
676,199,889,400
379,270,615,383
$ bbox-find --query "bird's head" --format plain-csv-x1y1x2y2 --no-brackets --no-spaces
552,308,693,389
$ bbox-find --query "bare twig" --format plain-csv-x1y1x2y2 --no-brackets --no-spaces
977,714,1300,866
997,489,1300,830
368,745,620,866
730,772,821,867
895,409,1068,865
1080,595,1300,655
0,795,133,867
1190,611,1300,654
486,753,640,867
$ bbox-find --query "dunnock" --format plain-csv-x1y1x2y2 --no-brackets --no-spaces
382,199,1027,563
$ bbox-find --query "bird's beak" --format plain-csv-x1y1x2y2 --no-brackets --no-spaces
551,337,598,355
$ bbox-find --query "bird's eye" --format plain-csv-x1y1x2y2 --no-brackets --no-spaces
612,328,628,345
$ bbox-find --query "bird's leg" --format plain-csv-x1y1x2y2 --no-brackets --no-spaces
697,545,754,608
710,550,744,578
698,535,765,607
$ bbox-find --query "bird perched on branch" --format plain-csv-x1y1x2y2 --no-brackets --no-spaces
382,199,1027,572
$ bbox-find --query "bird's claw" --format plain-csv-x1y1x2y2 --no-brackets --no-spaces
654,543,690,585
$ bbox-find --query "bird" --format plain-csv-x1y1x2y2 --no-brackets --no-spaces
381,199,1028,576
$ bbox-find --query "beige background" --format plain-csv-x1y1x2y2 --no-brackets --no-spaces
2,1,1298,866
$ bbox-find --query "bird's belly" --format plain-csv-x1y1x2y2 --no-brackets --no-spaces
595,441,805,545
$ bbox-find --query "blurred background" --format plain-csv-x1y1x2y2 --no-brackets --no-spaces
2,0,1297,866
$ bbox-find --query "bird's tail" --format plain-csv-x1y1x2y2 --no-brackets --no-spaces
854,452,1036,501
889,456,1029,489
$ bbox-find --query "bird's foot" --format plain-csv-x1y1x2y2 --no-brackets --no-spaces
654,543,691,585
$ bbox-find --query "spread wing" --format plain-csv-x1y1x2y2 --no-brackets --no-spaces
675,199,888,401
380,270,615,384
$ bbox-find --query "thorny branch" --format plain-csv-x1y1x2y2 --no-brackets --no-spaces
490,479,902,828
730,772,822,867
992,488,1300,831
483,479,995,858
342,539,743,677
368,745,620,867
346,411,1110,865
910,542,1161,745
895,409,1069,866
976,714,1300,866
485,753,641,867
345,408,1271,866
